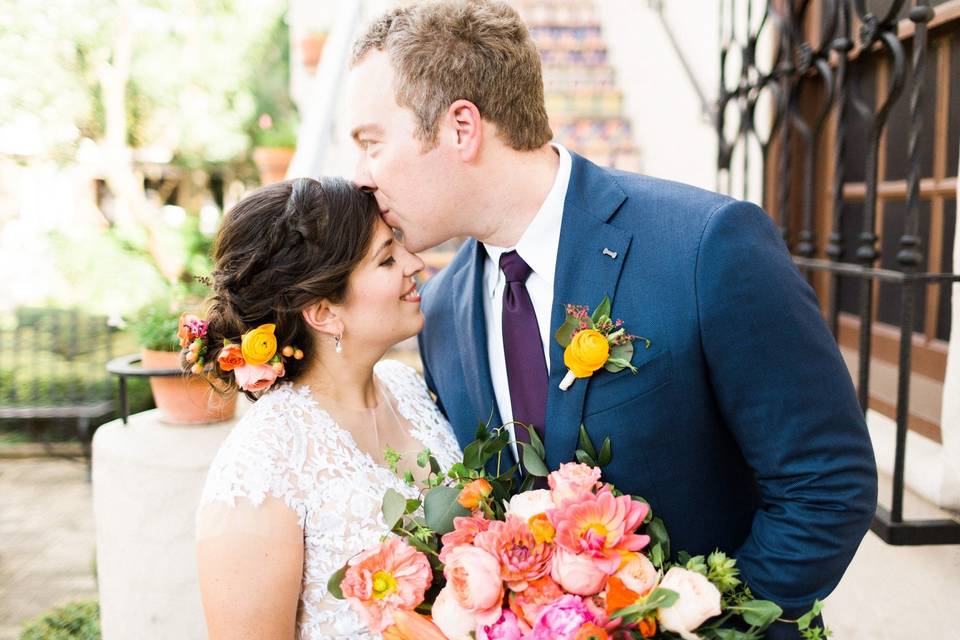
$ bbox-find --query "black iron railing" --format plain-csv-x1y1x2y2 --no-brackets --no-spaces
717,0,960,545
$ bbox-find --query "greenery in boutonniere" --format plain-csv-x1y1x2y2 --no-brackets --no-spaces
555,296,650,390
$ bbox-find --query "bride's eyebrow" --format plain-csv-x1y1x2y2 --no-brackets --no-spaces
372,238,394,261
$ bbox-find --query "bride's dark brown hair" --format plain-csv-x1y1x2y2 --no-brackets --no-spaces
184,176,379,399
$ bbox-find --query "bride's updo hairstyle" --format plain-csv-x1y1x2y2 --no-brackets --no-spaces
186,176,379,399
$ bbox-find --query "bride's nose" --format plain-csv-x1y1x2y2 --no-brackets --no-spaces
403,251,425,278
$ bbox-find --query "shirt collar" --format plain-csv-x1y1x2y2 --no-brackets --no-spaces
482,144,572,297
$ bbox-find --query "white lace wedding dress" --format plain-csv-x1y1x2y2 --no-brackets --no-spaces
196,360,462,639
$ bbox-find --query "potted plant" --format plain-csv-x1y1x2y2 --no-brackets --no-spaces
131,300,236,424
251,114,297,185
299,29,327,71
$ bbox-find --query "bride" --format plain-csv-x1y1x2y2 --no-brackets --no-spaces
190,176,462,639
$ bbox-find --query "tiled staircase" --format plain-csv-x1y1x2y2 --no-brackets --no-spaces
516,0,642,171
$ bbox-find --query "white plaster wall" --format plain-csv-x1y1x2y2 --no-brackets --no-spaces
596,0,720,192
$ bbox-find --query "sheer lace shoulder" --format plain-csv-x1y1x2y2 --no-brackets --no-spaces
196,362,462,639
198,383,316,527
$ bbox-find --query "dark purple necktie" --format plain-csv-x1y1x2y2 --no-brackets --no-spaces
500,250,548,458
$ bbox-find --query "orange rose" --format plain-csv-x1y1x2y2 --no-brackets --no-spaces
457,478,493,510
217,343,245,372
177,312,197,349
574,622,609,640
563,329,610,378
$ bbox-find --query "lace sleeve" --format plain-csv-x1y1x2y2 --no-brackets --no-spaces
197,396,311,529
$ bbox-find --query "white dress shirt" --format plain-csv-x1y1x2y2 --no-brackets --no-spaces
482,144,572,461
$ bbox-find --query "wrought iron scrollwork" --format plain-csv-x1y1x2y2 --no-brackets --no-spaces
717,0,960,545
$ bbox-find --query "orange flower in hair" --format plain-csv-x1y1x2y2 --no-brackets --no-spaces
218,343,245,372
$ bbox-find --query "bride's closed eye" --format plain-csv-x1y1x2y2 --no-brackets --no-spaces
379,256,396,267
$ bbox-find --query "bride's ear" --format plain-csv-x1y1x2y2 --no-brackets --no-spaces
301,301,343,338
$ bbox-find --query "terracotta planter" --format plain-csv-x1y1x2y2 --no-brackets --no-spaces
299,32,327,71
140,349,237,425
252,146,295,185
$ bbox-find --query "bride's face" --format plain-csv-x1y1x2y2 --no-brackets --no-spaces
337,218,425,350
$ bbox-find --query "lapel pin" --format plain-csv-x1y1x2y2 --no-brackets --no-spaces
602,248,618,260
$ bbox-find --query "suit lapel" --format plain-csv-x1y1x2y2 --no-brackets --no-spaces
545,153,631,468
452,239,503,439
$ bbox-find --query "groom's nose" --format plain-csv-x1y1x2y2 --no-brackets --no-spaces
354,158,377,194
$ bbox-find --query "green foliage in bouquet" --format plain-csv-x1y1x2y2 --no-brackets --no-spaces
327,421,830,639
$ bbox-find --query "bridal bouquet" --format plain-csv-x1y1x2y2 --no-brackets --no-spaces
328,424,827,640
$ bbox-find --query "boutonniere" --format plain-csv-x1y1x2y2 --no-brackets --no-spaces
554,296,650,391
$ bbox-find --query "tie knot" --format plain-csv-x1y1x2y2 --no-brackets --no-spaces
499,250,532,284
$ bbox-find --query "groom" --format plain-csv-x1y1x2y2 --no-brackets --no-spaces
347,0,877,634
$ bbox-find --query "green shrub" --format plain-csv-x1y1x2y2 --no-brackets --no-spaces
19,600,100,640
129,300,181,352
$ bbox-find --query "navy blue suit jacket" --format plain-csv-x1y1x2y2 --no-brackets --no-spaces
417,152,877,616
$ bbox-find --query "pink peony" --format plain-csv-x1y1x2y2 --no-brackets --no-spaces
551,548,609,596
443,544,504,624
529,594,596,640
340,537,432,632
548,463,602,506
478,609,527,640
550,487,650,574
474,515,554,591
233,363,280,392
440,515,491,563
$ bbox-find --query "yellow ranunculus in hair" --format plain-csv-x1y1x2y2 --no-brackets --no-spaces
241,324,278,366
563,329,610,378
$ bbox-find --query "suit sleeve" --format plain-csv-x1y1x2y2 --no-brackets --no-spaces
695,200,878,614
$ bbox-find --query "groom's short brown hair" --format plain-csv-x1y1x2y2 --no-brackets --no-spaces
351,0,553,151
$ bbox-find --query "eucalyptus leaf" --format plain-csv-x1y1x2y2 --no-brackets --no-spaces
519,473,535,493
591,296,611,325
423,486,470,535
578,424,598,460
646,517,670,561
404,498,421,514
575,449,597,467
381,489,407,530
518,423,545,459
735,600,783,629
796,599,824,630
475,421,489,442
462,440,484,470
554,315,580,347
520,442,549,476
326,563,349,600
610,587,679,622
598,437,612,466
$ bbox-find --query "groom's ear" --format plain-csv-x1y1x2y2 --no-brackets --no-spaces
447,99,482,162
301,301,343,338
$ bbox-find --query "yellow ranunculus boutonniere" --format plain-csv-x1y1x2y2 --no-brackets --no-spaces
555,296,650,391
241,323,278,366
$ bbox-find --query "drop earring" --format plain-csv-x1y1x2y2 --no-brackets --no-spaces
335,331,343,354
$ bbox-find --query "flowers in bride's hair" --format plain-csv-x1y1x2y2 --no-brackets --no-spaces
217,343,245,371
240,323,278,365
177,313,207,349
340,537,433,633
233,363,281,392
554,296,650,391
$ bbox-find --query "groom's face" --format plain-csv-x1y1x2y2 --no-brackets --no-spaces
347,51,463,253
